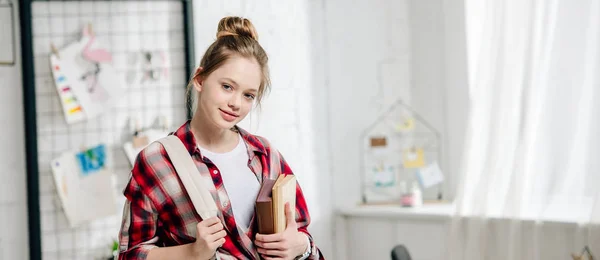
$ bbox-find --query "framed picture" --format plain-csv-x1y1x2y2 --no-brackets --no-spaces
0,1,15,65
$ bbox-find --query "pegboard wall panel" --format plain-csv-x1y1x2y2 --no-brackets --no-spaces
31,1,187,259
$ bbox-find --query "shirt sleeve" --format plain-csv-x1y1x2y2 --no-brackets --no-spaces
117,164,160,259
276,150,325,260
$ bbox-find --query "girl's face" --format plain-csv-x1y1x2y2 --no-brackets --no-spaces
193,55,262,130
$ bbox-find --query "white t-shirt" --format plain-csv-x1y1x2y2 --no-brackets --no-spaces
198,135,260,230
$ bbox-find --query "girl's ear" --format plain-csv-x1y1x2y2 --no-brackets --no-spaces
193,67,203,92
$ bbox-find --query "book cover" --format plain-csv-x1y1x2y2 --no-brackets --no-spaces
255,178,277,234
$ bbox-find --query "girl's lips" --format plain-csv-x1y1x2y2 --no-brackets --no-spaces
219,109,239,117
219,109,239,122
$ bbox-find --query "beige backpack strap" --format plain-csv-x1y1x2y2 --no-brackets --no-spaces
158,135,241,260
156,135,218,219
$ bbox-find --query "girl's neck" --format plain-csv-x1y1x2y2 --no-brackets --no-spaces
190,111,238,153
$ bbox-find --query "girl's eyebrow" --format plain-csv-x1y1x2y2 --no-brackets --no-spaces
222,77,239,86
223,77,258,93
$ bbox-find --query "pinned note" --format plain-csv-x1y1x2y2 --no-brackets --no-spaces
123,129,169,166
372,163,396,187
370,136,387,147
416,161,445,188
395,118,415,133
402,148,425,168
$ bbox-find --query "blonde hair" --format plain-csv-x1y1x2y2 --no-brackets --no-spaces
186,16,270,114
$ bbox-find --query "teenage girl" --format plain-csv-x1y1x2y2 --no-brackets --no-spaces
118,16,323,260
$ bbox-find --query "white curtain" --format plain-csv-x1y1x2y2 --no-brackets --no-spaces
448,0,600,259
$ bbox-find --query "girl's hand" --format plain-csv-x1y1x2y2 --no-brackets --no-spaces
192,217,227,259
255,203,309,260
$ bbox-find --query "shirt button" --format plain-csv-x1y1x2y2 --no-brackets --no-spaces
222,201,228,207
213,170,219,174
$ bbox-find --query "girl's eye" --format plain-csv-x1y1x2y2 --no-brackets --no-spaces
222,84,232,90
244,94,256,100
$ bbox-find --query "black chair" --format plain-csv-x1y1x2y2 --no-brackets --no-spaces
391,244,412,260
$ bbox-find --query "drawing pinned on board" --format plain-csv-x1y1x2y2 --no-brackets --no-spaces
50,60,85,123
142,51,169,82
49,24,124,124
126,50,170,84
76,144,106,176
51,144,117,228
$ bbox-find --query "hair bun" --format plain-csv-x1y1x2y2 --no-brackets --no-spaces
216,16,259,41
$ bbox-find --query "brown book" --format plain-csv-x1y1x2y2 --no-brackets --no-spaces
255,174,297,234
255,178,277,234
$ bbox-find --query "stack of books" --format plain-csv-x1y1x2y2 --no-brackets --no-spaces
255,174,297,234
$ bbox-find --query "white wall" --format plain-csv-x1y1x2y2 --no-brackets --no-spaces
327,0,469,257
326,0,469,208
441,0,469,199
325,0,412,209
0,1,29,259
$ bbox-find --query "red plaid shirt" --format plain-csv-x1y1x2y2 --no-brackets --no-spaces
118,121,323,259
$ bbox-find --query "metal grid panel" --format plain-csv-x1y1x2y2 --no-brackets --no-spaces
31,1,187,259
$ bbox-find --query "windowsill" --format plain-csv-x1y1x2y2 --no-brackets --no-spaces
336,202,595,226
337,202,455,221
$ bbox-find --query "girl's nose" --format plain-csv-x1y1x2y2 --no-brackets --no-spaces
228,95,241,110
